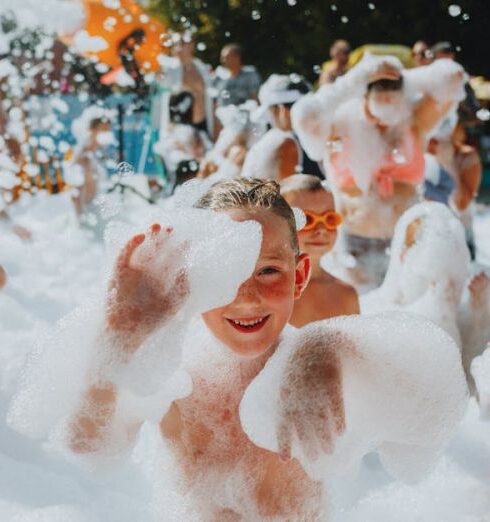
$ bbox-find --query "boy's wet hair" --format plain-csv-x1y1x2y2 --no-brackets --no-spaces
194,177,299,255
279,174,329,195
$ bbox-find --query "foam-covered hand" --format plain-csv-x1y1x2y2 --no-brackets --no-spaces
105,224,189,344
277,330,346,461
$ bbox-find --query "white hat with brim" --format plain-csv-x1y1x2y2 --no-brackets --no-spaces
251,74,306,123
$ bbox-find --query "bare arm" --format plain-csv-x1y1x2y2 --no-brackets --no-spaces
276,138,300,180
452,150,482,211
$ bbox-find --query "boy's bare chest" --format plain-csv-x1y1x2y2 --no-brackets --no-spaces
160,375,256,467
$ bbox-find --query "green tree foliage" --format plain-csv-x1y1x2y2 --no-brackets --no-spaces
148,0,490,80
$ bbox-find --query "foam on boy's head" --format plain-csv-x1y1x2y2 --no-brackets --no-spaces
194,177,299,255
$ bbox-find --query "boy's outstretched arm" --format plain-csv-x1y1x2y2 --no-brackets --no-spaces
276,330,351,461
69,224,189,453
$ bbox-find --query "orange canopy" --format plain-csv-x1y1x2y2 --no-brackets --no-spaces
62,0,167,72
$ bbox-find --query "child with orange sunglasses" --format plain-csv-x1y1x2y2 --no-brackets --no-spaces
281,174,359,327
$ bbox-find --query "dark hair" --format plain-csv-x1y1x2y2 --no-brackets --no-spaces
367,77,404,93
194,178,299,255
432,41,455,56
169,91,194,125
222,43,243,58
175,159,200,185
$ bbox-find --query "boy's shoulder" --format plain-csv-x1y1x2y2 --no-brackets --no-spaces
319,273,360,312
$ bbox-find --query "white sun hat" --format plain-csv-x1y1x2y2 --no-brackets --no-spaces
251,73,311,123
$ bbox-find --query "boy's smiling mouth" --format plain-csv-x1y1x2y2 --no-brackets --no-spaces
226,315,270,333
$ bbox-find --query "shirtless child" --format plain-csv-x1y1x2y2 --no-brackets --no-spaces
68,178,345,520
281,175,359,327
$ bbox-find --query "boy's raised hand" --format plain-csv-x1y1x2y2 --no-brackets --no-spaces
276,330,347,462
105,223,189,348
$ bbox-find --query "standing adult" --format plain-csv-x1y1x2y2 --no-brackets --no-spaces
319,39,351,85
213,44,261,106
157,32,214,137
292,54,466,285
426,122,482,258
432,41,482,148
411,40,432,67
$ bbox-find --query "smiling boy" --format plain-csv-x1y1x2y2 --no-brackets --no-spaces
68,178,344,520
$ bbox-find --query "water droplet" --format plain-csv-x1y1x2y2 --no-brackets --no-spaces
196,42,207,51
392,148,407,164
476,108,490,121
287,0,297,5
368,2,375,9
341,15,349,23
462,13,469,20
326,138,343,153
251,10,261,20
116,162,135,179
448,4,461,17
330,4,337,11
313,64,322,74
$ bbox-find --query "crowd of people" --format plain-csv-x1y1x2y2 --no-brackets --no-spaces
1,28,490,521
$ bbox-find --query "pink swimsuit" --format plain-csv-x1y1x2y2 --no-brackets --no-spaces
329,129,425,199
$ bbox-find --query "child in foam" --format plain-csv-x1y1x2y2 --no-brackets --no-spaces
14,179,467,520
280,174,359,327
241,74,324,181
68,106,116,216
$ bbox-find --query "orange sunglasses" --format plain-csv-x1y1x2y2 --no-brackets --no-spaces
300,210,343,232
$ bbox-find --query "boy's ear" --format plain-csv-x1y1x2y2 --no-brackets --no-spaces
294,252,311,299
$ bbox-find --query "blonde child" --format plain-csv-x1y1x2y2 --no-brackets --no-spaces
68,178,342,519
281,174,359,327
40,179,465,520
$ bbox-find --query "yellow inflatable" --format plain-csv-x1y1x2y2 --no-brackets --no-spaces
322,43,414,73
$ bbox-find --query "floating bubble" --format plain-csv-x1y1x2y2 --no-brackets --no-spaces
341,15,349,23
477,108,490,121
313,64,322,74
448,4,461,17
331,4,338,11
368,2,375,9
251,10,261,20
462,13,469,20
116,161,135,179
392,148,407,164
287,0,297,5
196,42,206,51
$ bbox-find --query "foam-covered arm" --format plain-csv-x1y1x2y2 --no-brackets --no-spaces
404,58,466,105
291,53,397,161
240,313,468,483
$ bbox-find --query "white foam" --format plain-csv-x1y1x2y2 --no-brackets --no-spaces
240,313,468,483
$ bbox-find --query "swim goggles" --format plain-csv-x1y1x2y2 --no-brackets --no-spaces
300,210,343,232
